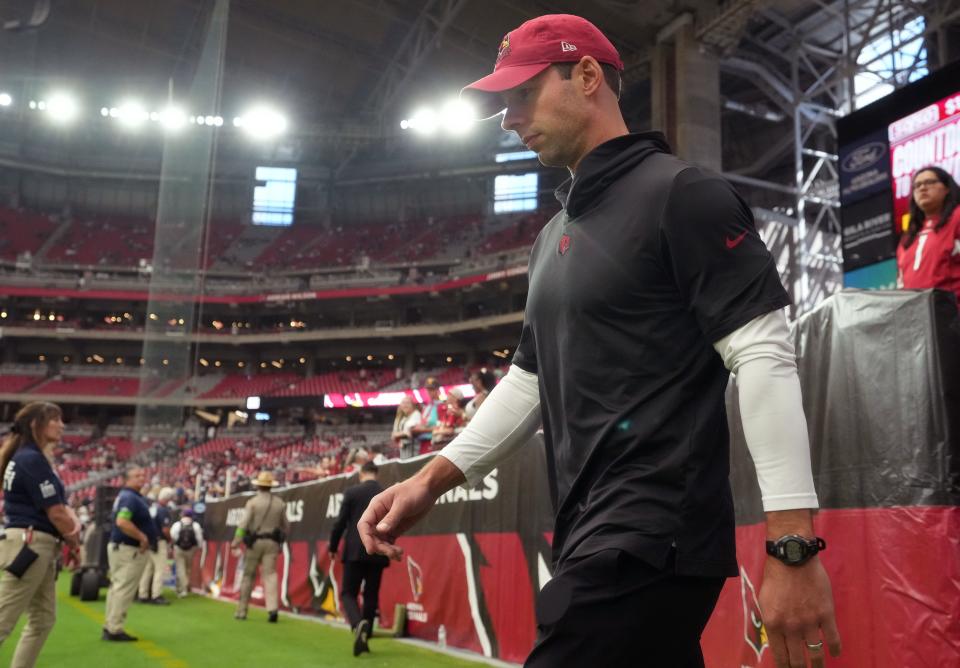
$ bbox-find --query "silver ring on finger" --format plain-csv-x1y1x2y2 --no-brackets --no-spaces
806,640,824,651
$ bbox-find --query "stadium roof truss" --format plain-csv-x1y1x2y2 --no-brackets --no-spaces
717,0,960,313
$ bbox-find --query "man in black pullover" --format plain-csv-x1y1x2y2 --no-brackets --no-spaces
359,14,841,668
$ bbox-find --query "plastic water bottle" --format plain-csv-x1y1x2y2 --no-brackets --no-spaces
438,624,447,649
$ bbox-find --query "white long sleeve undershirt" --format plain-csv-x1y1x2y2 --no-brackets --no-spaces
713,309,819,511
438,364,541,487
440,310,819,512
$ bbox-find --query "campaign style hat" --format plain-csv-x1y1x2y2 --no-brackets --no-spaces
462,14,624,119
252,471,279,487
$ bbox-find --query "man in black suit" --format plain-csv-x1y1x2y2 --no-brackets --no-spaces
329,461,390,657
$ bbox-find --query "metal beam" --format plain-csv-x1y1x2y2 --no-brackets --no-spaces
334,0,470,177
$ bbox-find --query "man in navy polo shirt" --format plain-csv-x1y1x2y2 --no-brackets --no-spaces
360,14,841,668
103,467,157,642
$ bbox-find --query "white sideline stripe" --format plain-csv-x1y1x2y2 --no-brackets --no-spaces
457,533,493,657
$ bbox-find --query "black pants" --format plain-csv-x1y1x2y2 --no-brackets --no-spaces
525,549,725,667
340,561,385,631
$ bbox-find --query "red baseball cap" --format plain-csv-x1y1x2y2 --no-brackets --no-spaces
461,15,624,119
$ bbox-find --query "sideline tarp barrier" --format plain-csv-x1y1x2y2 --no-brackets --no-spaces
197,289,959,666
198,442,553,663
714,289,960,667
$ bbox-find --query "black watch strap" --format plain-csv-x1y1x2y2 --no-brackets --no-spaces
765,535,826,566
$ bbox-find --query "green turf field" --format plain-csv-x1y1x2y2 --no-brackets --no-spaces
0,574,486,667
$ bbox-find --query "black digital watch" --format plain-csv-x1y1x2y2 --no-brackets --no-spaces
765,535,826,566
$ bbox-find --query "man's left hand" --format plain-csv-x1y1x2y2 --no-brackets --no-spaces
759,556,841,668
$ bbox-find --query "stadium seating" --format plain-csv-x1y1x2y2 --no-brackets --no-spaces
44,216,154,266
0,207,59,261
0,203,547,273
271,369,397,396
200,372,300,399
0,373,46,393
29,375,143,397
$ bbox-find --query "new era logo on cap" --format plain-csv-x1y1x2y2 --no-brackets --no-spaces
461,14,624,119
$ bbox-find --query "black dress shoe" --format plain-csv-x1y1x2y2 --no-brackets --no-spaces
102,629,138,642
151,597,171,606
267,610,278,623
353,619,370,657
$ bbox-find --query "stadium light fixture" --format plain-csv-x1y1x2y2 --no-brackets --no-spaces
158,106,187,132
238,106,288,140
0,93,11,107
406,107,438,136
116,101,149,128
44,93,78,124
439,99,476,135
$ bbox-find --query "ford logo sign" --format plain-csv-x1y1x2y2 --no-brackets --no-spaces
842,141,886,173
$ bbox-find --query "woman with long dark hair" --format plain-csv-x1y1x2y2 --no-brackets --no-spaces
0,402,80,667
464,368,497,421
897,166,960,303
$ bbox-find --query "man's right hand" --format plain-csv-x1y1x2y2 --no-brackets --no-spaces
137,536,149,553
358,456,467,560
358,479,437,561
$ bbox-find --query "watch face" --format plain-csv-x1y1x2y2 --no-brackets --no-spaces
784,540,804,562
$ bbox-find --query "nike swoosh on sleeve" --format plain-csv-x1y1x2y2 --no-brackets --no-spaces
726,231,748,249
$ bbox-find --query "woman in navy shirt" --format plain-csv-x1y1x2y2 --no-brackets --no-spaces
0,402,81,668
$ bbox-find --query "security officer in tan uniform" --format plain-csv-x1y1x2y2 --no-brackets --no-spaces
0,402,81,668
103,467,158,641
137,487,173,604
231,471,288,622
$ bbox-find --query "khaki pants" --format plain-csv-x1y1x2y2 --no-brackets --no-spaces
105,543,148,633
0,529,59,668
174,547,196,594
237,539,279,615
138,539,168,599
